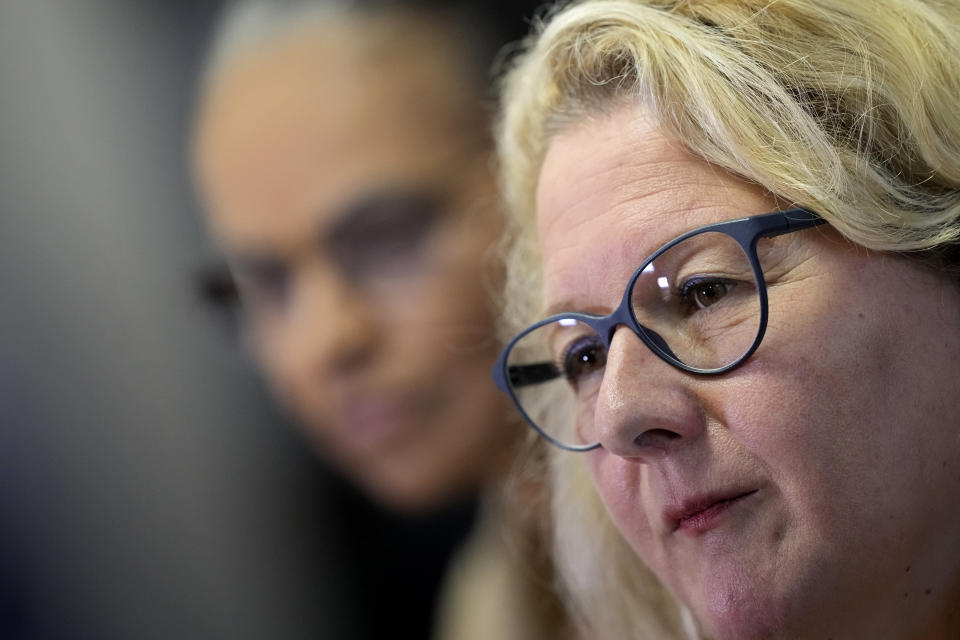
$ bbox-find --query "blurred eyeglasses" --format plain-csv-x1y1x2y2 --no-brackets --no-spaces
492,208,825,451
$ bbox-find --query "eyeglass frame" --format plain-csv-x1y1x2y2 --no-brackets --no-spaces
492,207,827,451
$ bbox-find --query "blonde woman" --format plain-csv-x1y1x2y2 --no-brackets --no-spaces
494,0,960,638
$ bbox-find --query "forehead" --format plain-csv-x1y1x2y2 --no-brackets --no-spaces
194,15,485,252
535,104,778,312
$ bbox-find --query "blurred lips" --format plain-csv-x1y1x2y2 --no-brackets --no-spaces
334,392,416,453
665,489,758,535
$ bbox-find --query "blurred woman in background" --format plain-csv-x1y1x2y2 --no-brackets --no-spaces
192,1,569,638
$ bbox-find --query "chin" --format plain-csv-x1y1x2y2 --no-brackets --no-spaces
688,568,795,640
697,606,784,640
357,463,474,515
367,483,446,515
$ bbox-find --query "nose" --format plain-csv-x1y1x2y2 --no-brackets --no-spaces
592,327,706,460
282,265,378,379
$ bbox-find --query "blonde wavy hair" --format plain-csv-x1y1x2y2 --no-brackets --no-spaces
496,0,960,637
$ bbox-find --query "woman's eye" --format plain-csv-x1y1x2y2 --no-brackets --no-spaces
680,278,735,311
560,336,608,388
236,263,290,312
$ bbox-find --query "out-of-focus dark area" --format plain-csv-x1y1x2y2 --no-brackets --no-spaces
0,2,479,638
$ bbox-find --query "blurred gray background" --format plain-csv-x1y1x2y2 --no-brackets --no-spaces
0,2,361,638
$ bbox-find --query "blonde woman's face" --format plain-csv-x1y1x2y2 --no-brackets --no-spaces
535,104,960,639
193,20,514,512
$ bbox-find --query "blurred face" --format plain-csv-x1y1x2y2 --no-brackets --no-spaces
193,17,514,512
536,104,960,638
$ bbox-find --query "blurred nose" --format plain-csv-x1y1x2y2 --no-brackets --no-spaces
592,327,706,460
283,265,378,379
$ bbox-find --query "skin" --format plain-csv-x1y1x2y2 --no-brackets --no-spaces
535,104,960,639
193,15,515,512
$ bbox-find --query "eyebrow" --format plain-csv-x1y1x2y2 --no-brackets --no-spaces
544,300,575,317
223,187,442,267
323,189,441,247
543,300,614,317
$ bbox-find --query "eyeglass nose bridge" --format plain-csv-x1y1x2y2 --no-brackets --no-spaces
587,298,634,349
586,296,684,370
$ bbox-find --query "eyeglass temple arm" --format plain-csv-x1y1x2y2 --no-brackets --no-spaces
762,208,826,238
507,362,561,388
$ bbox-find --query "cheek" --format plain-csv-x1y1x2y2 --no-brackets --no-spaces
725,269,948,534
245,320,327,424
587,453,660,559
252,330,302,401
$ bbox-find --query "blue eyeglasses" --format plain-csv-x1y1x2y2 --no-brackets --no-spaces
492,208,826,451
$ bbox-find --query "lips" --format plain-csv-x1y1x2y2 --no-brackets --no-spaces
334,393,414,450
665,489,758,535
